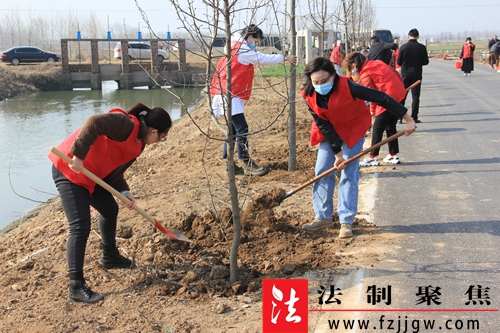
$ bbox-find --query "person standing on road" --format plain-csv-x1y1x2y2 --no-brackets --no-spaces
210,24,298,176
397,28,429,123
346,52,414,167
488,35,499,69
300,57,415,238
393,37,401,72
460,37,475,77
48,103,172,304
488,37,500,71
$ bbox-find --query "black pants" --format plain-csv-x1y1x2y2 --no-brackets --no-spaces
52,165,118,281
370,110,399,156
222,113,250,161
401,75,423,121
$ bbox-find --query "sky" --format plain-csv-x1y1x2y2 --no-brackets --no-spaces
1,0,499,40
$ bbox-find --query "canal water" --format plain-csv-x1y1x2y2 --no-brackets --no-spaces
0,82,203,230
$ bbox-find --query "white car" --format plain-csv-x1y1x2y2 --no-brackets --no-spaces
114,42,169,62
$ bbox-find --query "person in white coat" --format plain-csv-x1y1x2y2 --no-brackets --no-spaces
210,24,297,175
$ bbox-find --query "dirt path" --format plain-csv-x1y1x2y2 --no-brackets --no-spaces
0,74,404,332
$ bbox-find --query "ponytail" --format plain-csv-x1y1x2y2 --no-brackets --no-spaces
127,102,172,134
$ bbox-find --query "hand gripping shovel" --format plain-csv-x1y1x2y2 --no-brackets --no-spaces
281,130,406,202
50,147,192,243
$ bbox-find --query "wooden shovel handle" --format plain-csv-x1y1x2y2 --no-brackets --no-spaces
406,80,421,91
50,147,158,224
282,130,406,200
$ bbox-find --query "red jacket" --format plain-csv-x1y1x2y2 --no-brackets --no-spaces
358,60,406,116
48,109,143,194
302,76,371,148
393,48,401,69
210,42,255,100
329,45,345,66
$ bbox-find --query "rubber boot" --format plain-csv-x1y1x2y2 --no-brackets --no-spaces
99,244,132,269
68,279,104,304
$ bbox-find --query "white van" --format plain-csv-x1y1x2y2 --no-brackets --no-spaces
209,35,283,56
114,42,169,62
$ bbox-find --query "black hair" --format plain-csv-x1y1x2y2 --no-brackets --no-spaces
302,57,336,97
408,28,419,38
241,24,264,40
127,102,172,134
370,36,380,44
466,37,472,41
345,52,366,75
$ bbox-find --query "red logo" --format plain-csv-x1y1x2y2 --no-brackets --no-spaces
262,279,308,333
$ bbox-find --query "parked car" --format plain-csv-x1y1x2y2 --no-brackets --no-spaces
114,42,169,62
372,29,394,43
210,35,283,56
0,46,61,66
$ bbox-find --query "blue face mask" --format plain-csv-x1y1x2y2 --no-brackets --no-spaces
247,42,256,49
313,81,333,95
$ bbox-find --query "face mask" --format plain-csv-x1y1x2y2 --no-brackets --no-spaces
351,69,359,76
313,81,333,95
467,41,471,44
247,42,256,49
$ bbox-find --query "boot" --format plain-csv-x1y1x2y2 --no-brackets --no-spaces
243,159,267,176
226,161,244,175
68,279,104,304
99,244,132,269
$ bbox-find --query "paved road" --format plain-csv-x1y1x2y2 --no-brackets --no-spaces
314,59,500,332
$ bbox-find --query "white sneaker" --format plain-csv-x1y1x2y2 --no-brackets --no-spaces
360,156,380,167
463,73,467,76
383,154,401,164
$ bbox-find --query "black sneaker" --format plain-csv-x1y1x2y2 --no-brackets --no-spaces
243,159,267,176
99,247,132,269
68,280,104,304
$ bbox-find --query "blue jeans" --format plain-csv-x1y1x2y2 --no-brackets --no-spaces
312,138,364,224
222,113,250,161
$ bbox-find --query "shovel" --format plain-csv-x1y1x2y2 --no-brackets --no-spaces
281,130,406,201
50,147,192,243
406,80,421,92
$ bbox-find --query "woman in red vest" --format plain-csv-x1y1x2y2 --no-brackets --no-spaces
48,103,171,304
460,37,475,76
210,24,297,176
346,52,412,166
300,57,415,238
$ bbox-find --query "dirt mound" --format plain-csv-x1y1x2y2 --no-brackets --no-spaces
0,76,399,332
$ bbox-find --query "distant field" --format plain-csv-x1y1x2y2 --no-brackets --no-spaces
425,40,489,52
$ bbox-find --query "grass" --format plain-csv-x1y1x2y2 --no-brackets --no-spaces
255,64,305,78
425,40,489,52
0,62,71,100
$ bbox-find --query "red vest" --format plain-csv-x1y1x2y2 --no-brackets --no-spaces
462,43,474,58
302,76,371,148
361,60,406,116
48,109,143,194
209,42,255,100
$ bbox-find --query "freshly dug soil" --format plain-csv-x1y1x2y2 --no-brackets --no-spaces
0,74,401,332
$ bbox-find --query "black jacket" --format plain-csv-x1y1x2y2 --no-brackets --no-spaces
397,39,429,77
488,38,499,50
307,75,407,153
367,41,397,65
